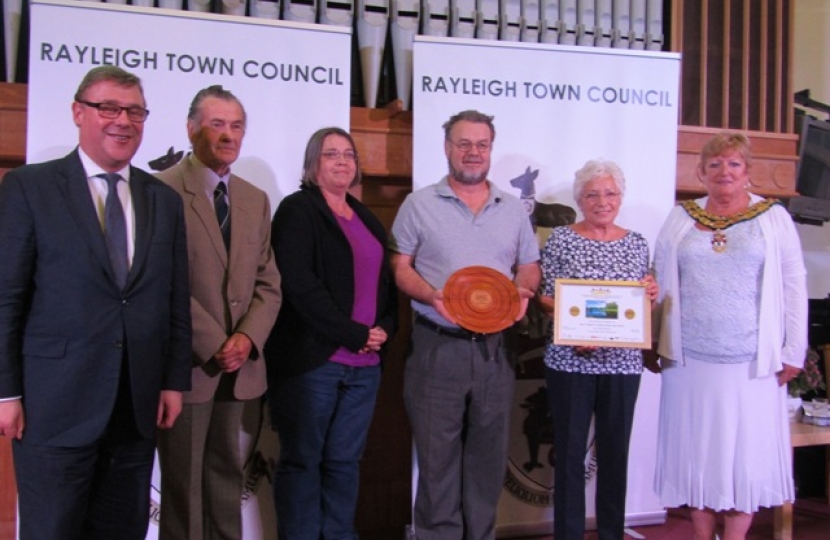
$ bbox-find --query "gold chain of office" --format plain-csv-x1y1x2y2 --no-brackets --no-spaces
680,198,782,253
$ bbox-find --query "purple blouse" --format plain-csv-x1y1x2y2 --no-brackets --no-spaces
329,212,383,367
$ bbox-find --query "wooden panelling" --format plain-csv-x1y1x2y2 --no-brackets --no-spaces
0,86,802,200
353,176,413,538
0,83,26,171
676,125,799,197
672,0,795,134
0,440,15,540
350,105,413,179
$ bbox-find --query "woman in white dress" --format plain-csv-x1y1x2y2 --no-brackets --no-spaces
653,132,808,540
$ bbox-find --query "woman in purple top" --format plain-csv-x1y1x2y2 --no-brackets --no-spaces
265,127,398,540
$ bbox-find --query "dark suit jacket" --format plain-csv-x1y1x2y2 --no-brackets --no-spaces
0,150,192,446
156,157,281,403
265,183,397,379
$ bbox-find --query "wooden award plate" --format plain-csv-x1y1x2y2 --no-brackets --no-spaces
443,266,520,333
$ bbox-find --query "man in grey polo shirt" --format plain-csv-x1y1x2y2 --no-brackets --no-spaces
390,109,541,540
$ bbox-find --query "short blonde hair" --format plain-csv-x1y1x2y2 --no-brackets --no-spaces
699,132,752,172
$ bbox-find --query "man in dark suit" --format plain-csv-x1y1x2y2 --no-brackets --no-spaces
155,85,281,539
0,66,192,540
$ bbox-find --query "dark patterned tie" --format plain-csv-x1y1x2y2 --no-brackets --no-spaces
214,181,230,250
99,173,129,289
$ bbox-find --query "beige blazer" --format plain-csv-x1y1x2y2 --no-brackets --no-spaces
157,157,281,403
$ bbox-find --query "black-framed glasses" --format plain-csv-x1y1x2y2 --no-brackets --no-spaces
447,139,491,153
78,100,150,122
321,150,357,161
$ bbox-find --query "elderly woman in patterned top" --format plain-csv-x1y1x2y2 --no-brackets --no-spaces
539,159,658,540
652,132,807,540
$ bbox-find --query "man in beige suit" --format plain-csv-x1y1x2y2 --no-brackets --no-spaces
156,85,281,539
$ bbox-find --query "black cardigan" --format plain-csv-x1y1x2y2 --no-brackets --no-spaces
264,184,397,378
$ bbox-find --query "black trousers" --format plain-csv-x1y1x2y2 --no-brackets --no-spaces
545,368,641,540
14,353,155,540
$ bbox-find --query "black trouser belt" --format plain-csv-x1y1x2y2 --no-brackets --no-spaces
414,314,493,342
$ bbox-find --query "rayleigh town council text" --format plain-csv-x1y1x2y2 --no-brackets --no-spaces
39,43,346,85
421,75,674,107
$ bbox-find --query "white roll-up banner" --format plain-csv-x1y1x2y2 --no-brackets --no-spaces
28,0,351,212
27,1,351,538
413,35,680,536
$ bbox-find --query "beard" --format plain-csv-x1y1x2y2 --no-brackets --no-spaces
448,159,488,185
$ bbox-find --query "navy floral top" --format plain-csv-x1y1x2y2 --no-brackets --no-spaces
542,226,650,374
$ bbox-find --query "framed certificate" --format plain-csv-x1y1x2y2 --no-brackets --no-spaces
553,279,651,348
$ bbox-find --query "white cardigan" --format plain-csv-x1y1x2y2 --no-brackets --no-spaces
653,194,808,377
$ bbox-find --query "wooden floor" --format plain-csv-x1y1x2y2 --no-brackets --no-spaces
361,499,830,540
511,500,830,540
1,498,827,540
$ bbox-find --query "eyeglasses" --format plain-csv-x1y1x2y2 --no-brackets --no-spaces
78,100,150,122
582,191,621,202
447,139,492,153
321,150,357,161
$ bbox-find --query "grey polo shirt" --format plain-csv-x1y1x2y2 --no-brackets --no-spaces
390,176,539,326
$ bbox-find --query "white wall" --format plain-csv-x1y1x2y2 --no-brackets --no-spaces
794,0,830,104
793,0,830,299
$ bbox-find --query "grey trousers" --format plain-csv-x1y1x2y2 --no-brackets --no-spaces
157,391,248,540
404,323,515,540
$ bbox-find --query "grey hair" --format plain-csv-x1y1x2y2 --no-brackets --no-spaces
300,127,361,188
442,110,496,142
74,66,144,103
573,159,626,200
187,85,247,126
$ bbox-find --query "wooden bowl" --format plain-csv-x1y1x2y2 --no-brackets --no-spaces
443,266,520,333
